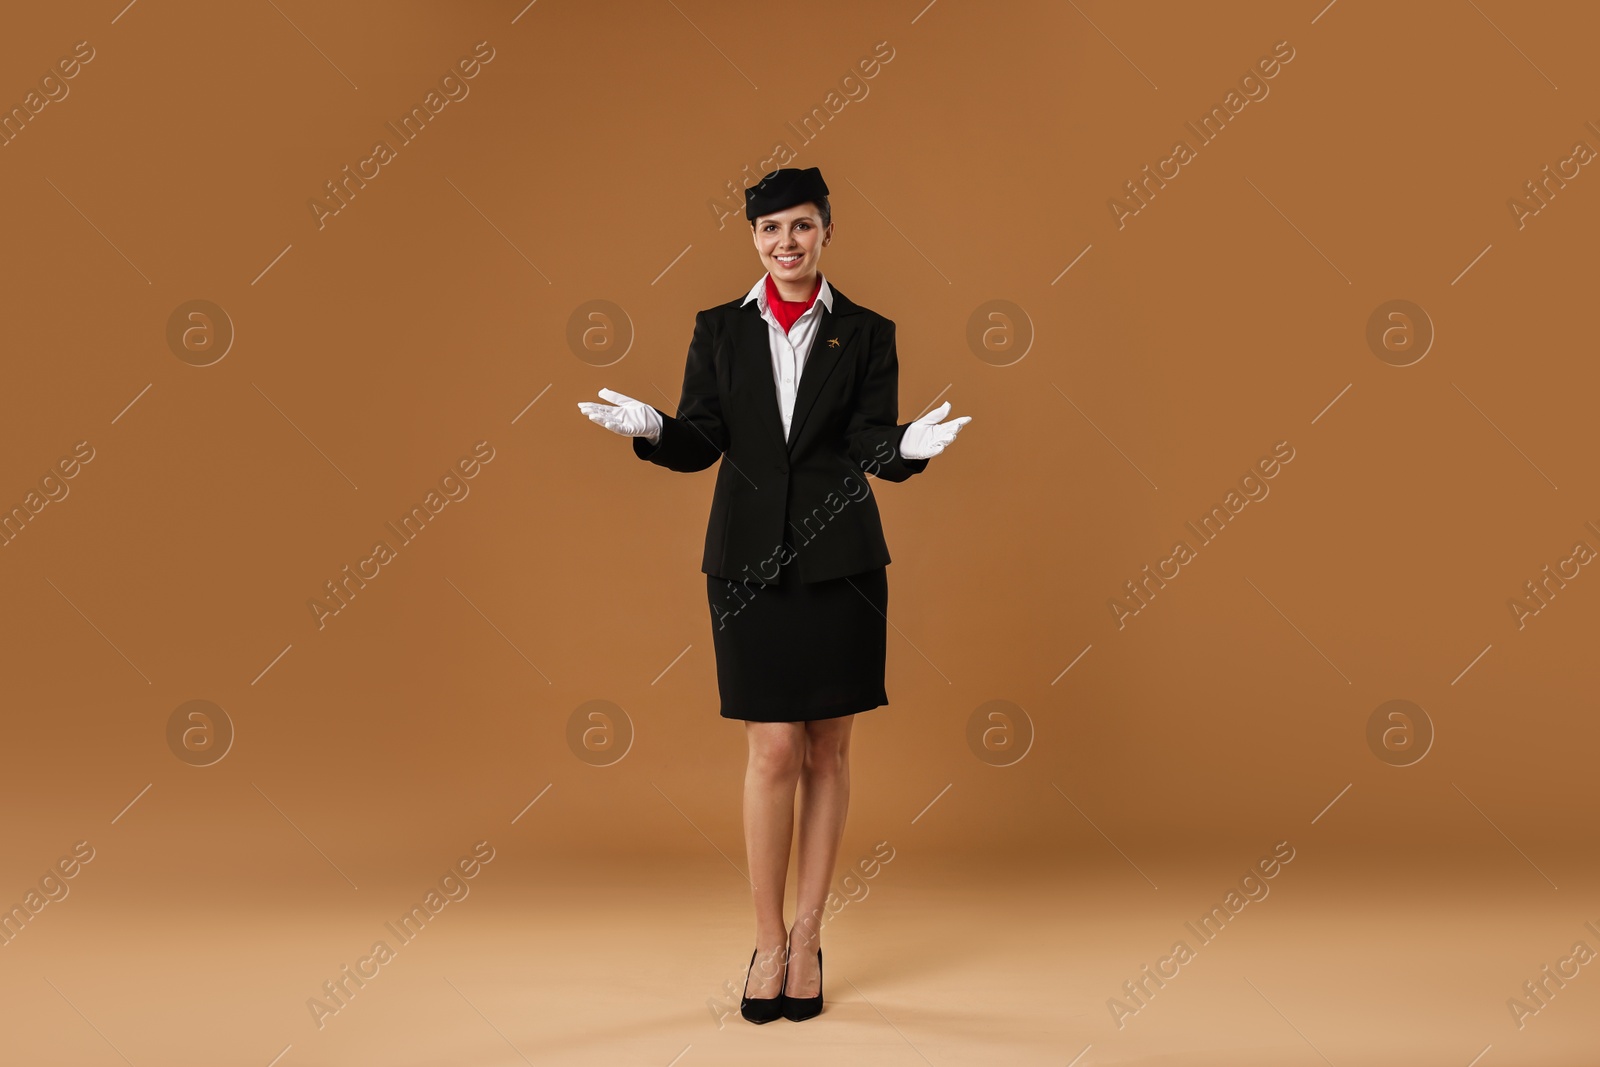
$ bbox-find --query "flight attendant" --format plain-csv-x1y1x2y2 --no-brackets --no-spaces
578,166,970,1023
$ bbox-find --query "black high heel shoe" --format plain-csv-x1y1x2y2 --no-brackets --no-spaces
781,947,822,1021
740,947,786,1024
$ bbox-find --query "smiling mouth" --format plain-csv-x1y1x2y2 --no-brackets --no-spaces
774,253,802,266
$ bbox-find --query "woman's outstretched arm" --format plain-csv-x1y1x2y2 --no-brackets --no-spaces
633,310,726,473
844,317,930,483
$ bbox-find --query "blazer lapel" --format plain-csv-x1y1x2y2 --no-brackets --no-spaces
785,304,853,451
739,284,861,455
740,304,791,457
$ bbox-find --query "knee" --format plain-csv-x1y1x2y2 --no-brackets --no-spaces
802,737,849,777
750,736,804,780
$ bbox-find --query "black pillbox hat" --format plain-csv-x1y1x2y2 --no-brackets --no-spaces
745,166,829,221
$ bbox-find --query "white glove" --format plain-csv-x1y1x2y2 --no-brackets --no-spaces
578,388,663,443
899,401,971,460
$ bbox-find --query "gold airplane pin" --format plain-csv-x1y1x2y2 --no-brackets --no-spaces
826,337,840,348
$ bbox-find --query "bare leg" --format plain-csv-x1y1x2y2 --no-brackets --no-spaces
786,713,855,998
743,720,804,998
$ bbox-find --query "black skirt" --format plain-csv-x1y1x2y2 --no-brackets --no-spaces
705,560,889,722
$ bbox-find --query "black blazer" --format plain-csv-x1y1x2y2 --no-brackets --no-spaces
634,282,930,585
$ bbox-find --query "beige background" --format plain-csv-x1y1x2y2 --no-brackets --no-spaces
1,1,1596,1064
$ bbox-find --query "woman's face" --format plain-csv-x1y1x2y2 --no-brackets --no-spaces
750,203,831,283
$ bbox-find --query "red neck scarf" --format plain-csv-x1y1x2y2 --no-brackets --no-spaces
764,272,822,335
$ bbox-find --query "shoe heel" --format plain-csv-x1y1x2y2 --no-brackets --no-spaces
740,947,786,1024
781,947,822,1021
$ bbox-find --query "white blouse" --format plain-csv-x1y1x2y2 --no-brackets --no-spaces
738,272,835,442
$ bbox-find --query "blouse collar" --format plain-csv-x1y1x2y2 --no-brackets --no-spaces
741,272,834,315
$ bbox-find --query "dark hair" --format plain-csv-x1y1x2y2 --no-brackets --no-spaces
751,197,830,231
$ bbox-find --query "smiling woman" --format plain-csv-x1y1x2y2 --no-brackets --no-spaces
579,164,972,1026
